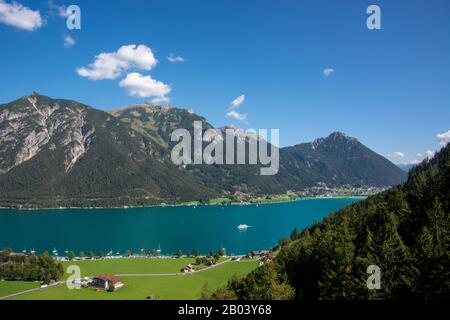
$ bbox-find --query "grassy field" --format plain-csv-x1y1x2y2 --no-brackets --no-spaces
12,260,259,300
0,280,40,298
250,196,291,204
208,197,232,205
60,257,228,279
178,201,200,206
60,258,198,279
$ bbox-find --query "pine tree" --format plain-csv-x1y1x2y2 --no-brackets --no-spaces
426,199,449,256
290,228,299,241
200,282,211,300
380,212,416,298
356,226,377,262
193,248,200,257
68,251,75,261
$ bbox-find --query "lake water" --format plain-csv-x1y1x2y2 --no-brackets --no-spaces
0,198,361,255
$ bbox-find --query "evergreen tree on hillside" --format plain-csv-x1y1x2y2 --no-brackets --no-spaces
210,145,450,300
379,212,416,298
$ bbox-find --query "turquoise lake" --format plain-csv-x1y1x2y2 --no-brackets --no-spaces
0,198,361,255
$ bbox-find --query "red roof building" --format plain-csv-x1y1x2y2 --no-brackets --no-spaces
92,275,124,291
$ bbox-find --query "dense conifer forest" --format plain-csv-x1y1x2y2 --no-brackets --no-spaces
210,144,450,300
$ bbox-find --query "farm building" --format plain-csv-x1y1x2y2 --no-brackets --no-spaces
92,275,124,291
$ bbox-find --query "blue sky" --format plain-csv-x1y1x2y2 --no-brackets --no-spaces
0,0,449,165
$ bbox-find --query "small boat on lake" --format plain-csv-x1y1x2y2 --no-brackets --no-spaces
237,224,250,230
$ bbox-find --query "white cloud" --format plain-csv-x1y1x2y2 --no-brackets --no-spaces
387,151,405,158
77,44,158,80
167,53,185,63
437,130,450,146
323,68,334,77
401,159,421,166
226,110,248,122
400,130,450,167
116,45,157,70
151,96,170,105
226,94,247,123
403,149,436,167
0,0,43,31
77,52,128,80
417,150,436,159
119,72,171,102
63,34,75,47
230,94,245,108
47,0,68,17
426,150,436,158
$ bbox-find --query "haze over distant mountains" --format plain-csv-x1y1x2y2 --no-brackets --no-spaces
0,93,407,208
397,163,416,172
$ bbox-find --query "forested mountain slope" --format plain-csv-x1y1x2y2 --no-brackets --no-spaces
211,144,450,299
0,93,216,208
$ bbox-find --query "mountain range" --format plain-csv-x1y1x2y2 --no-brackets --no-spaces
0,93,407,208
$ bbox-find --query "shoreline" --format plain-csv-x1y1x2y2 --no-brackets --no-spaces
0,195,368,212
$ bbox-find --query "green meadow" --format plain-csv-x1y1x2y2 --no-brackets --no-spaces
208,197,232,205
10,260,259,300
60,258,198,279
0,280,40,298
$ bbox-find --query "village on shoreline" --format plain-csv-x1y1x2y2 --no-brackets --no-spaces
0,185,378,211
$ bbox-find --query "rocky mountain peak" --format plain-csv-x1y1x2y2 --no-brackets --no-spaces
311,131,358,150
109,103,178,117
0,94,94,174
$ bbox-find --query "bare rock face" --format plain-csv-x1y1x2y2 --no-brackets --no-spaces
64,127,95,172
0,93,95,173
